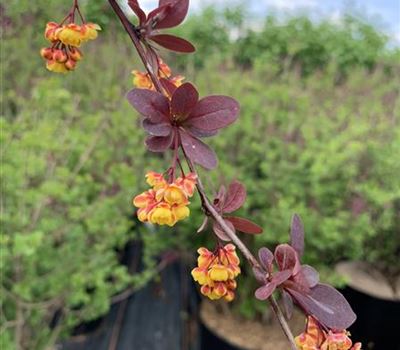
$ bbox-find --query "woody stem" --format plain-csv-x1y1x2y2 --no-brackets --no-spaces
108,0,165,93
108,1,297,348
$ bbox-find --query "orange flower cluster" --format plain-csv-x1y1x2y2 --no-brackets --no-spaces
296,317,362,350
133,172,197,226
191,244,241,302
41,21,101,73
132,59,184,90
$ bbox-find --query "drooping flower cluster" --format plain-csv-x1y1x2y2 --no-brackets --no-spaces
41,21,100,73
132,59,184,91
133,171,197,226
296,316,362,350
191,244,241,302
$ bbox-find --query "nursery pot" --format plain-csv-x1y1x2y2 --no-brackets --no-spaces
200,300,304,350
336,261,400,350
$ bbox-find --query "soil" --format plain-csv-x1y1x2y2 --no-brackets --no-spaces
200,300,305,350
336,261,400,301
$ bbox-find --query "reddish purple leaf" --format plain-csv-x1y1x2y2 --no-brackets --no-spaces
212,220,234,242
290,214,305,257
179,130,217,169
274,244,300,274
185,96,240,131
127,89,169,123
171,83,198,119
150,34,195,53
225,216,263,234
252,266,267,284
128,0,146,24
255,282,276,300
185,126,219,138
145,134,173,152
288,283,357,330
301,265,319,288
153,0,189,29
258,247,274,272
222,181,246,213
142,119,171,136
272,269,292,286
282,290,294,320
160,77,178,96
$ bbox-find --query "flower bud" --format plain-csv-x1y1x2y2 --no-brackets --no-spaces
40,47,54,60
69,47,83,61
53,49,68,63
65,59,77,71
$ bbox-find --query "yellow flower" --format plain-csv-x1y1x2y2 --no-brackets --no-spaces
57,23,83,47
163,185,188,205
209,264,230,282
44,22,59,42
148,203,175,226
81,23,101,42
132,70,153,89
46,60,68,73
145,171,167,190
171,204,190,221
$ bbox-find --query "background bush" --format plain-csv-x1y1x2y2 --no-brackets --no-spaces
1,1,399,348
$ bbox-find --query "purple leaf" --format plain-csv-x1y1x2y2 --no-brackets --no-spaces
252,266,267,284
171,83,198,119
282,290,294,320
225,216,263,234
150,34,195,53
288,283,357,330
185,96,240,131
290,214,305,257
145,134,173,152
153,0,189,29
255,283,276,300
301,265,319,288
179,130,217,169
142,119,171,136
271,269,292,286
274,244,300,274
127,89,169,123
212,220,234,242
185,126,219,138
258,247,274,272
222,180,246,213
128,0,146,24
160,78,178,96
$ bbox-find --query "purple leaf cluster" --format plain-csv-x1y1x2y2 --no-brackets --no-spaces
127,82,240,169
212,181,263,240
129,0,195,52
254,214,356,330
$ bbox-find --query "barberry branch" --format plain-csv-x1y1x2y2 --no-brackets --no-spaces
108,1,297,348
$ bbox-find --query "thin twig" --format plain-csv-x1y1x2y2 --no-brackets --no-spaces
107,1,298,347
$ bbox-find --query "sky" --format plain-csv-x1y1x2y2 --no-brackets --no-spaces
135,0,400,45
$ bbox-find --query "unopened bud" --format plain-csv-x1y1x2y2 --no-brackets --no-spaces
40,47,53,60
65,59,77,71
53,49,68,63
69,47,83,61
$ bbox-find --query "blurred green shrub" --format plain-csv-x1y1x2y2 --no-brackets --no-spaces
1,1,399,348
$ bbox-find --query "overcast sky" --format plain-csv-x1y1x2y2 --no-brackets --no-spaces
135,0,400,44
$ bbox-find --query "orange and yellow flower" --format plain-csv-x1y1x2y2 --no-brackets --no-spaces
296,316,362,350
132,59,185,91
133,171,197,226
191,244,241,302
41,21,100,73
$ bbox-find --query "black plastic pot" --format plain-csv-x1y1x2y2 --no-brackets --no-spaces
200,321,243,350
341,286,400,350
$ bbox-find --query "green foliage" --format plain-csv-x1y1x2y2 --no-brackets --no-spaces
1,1,399,348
